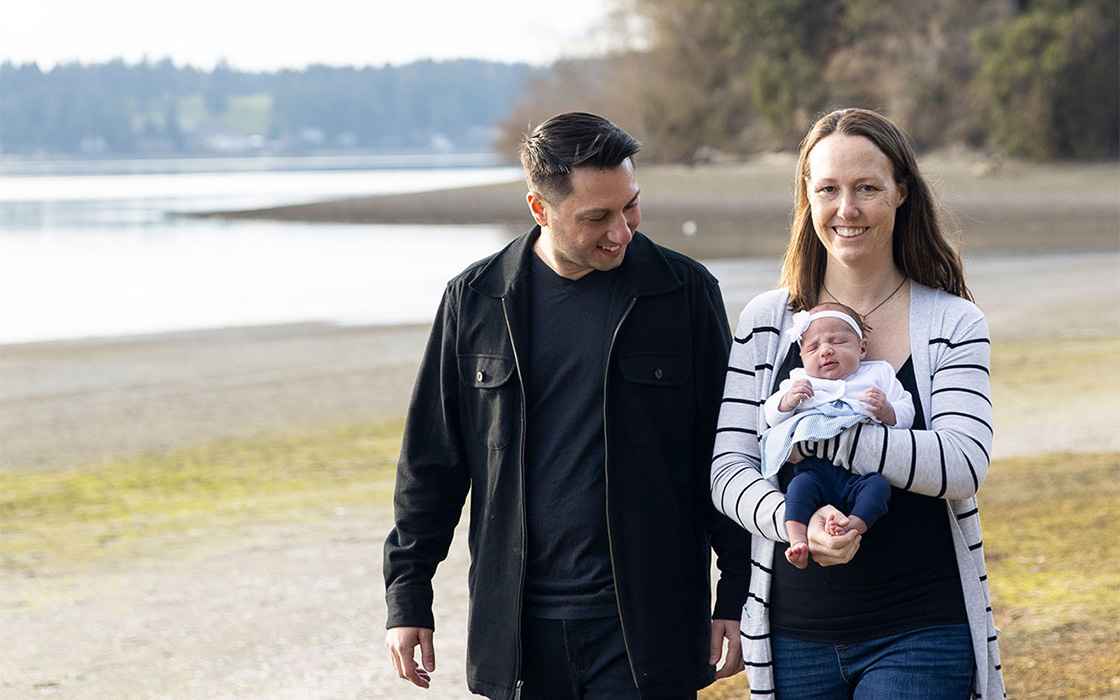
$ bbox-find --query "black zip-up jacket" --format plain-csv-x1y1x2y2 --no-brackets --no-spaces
384,228,752,699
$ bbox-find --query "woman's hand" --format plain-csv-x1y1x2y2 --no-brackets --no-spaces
806,505,861,566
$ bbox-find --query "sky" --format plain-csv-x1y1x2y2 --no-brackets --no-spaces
2,0,622,71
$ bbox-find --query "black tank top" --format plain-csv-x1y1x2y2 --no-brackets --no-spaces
768,345,968,642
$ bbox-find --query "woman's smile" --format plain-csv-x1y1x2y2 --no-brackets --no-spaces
807,133,907,269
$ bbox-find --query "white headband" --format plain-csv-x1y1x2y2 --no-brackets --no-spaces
786,310,863,344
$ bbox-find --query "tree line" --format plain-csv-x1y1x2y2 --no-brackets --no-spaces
499,0,1118,161
3,0,1115,162
0,59,541,157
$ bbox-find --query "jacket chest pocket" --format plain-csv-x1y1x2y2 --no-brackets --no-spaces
459,354,517,449
617,352,693,445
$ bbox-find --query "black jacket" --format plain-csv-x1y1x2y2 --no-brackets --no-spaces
384,228,751,699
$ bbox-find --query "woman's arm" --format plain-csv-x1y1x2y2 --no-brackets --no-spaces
711,293,789,542
829,304,993,500
692,273,754,621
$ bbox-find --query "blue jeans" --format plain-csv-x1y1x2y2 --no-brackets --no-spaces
519,615,699,700
771,624,974,699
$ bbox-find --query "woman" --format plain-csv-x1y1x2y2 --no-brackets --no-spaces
711,108,1004,699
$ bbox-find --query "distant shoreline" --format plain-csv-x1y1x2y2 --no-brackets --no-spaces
0,151,509,177
192,160,1120,261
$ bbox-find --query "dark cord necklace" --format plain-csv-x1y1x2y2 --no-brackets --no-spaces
822,277,907,318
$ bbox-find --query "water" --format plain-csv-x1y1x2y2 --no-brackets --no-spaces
0,160,524,344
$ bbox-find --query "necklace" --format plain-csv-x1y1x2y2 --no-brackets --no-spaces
823,277,907,318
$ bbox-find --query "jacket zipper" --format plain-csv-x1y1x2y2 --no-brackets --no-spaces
502,296,529,698
603,295,639,685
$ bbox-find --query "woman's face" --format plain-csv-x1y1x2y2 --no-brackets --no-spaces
805,134,907,270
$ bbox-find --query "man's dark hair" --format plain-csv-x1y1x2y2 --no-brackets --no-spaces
519,112,641,204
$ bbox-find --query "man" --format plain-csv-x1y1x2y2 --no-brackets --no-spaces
384,112,751,699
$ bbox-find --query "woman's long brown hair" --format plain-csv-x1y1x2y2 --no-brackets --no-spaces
780,108,971,311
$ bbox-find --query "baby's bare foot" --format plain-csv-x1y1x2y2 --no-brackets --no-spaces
826,513,850,536
786,541,809,569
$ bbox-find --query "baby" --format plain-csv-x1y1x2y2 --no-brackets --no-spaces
761,302,915,568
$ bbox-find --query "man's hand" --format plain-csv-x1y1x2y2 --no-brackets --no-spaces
386,626,436,688
710,618,744,679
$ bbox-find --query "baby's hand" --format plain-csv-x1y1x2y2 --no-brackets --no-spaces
779,379,814,413
860,387,896,425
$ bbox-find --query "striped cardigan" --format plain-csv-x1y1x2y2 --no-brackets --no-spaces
711,283,1005,699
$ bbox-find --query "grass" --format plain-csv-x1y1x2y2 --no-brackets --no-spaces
3,334,1118,697
221,94,272,136
981,451,1120,698
991,335,1119,391
5,448,1116,698
700,450,1120,700
170,94,273,135
0,421,402,577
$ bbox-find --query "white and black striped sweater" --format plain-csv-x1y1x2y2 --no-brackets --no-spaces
711,283,1006,699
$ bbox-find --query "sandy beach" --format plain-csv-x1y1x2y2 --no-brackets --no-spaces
2,161,1119,698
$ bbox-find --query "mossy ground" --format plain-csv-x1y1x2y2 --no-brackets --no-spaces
0,422,402,577
698,450,1120,699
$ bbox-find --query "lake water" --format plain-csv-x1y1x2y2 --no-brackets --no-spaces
0,159,524,344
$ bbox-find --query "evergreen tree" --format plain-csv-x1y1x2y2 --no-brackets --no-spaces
972,0,1119,158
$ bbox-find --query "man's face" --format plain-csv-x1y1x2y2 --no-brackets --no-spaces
529,159,641,280
799,317,866,380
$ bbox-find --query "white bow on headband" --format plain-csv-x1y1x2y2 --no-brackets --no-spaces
785,310,863,344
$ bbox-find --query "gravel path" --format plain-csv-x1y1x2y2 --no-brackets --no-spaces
2,514,473,699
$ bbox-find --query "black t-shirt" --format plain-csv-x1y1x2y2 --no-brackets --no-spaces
521,253,619,619
769,344,968,642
